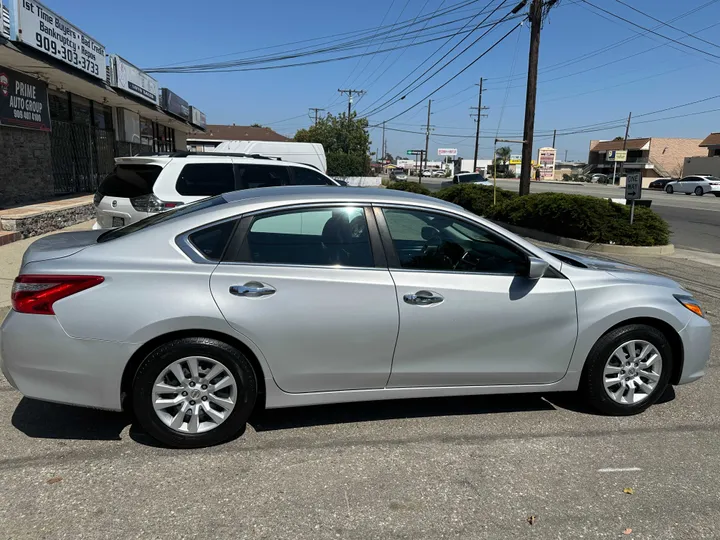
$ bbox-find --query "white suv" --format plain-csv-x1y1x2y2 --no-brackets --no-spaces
93,152,340,229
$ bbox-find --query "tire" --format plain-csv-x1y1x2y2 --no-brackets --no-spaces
665,185,673,194
132,337,258,448
714,193,720,197
695,187,704,196
581,324,673,416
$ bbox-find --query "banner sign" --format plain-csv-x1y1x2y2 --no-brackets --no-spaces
190,106,206,129
0,65,50,131
437,148,457,156
110,55,158,105
509,154,522,165
608,150,627,162
538,147,557,180
161,88,189,120
15,0,106,80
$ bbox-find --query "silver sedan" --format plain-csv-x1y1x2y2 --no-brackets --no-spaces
0,187,711,448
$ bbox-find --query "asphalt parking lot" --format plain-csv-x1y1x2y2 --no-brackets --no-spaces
1,224,720,539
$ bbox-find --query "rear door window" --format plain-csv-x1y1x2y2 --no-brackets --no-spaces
98,165,163,198
290,166,334,186
235,164,290,189
188,220,237,261
175,163,236,196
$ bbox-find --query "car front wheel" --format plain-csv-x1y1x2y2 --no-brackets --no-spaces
132,337,258,448
695,187,705,196
665,185,673,194
581,324,672,416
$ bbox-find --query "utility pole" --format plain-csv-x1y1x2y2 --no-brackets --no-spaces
564,149,568,161
471,77,489,173
309,107,324,126
519,0,558,196
381,121,386,162
424,99,432,170
552,129,556,148
338,89,365,118
617,111,632,184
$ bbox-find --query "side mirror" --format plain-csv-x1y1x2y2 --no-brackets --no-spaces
527,257,549,280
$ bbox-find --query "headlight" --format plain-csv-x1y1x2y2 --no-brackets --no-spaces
674,294,704,318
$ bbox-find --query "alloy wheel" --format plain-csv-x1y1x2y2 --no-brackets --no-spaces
603,340,662,405
152,356,237,433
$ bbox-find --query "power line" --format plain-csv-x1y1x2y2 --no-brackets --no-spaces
358,0,512,116
362,0,518,119
612,0,720,50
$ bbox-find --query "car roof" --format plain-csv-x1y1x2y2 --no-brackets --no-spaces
114,154,321,171
222,185,461,210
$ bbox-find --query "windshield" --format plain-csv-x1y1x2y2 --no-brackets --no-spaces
97,196,227,243
458,173,484,183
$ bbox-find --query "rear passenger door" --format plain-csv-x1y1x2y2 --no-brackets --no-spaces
233,162,290,189
209,205,399,393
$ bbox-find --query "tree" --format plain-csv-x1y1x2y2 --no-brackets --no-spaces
613,136,624,141
384,152,394,163
250,123,263,128
495,146,512,166
294,112,372,176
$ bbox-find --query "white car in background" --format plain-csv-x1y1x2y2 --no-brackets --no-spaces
93,152,339,229
664,175,720,196
452,172,492,186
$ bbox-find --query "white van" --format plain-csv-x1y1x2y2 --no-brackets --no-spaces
211,140,327,173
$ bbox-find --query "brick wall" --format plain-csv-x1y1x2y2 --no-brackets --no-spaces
0,125,53,207
648,138,704,178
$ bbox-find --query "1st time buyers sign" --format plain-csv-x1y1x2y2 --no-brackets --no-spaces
0,66,51,131
15,0,106,80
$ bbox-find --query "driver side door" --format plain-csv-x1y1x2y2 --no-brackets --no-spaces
376,206,578,387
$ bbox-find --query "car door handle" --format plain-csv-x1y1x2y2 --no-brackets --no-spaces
229,282,276,298
403,291,444,306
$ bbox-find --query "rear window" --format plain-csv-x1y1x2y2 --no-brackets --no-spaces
98,165,163,198
236,164,289,189
97,196,227,243
176,163,236,196
458,173,483,183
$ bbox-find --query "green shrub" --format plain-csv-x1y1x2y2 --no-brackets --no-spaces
386,181,433,196
327,152,369,176
492,192,670,246
435,184,517,217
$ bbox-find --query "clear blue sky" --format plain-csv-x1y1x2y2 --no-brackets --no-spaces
44,0,720,161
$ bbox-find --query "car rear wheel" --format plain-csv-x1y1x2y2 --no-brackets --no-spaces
132,337,257,448
665,185,673,194
581,324,672,416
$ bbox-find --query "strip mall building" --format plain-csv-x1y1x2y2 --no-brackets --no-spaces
0,0,207,205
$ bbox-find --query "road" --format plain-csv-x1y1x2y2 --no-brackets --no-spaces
1,224,720,538
420,178,720,253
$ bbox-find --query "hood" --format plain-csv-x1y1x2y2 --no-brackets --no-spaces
545,248,681,289
21,230,104,267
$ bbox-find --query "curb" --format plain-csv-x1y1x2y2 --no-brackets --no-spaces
497,222,675,256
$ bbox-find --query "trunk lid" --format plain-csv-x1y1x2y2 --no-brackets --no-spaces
21,230,103,267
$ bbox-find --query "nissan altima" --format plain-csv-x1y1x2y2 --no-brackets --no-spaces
0,187,711,448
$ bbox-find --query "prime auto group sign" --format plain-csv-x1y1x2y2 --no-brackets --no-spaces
0,65,51,131
15,0,106,80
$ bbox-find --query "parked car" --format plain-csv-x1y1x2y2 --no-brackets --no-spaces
590,173,609,184
453,172,492,186
664,175,720,196
432,170,446,178
93,152,339,229
648,178,674,190
211,140,327,174
389,169,408,181
421,169,432,177
2,187,709,448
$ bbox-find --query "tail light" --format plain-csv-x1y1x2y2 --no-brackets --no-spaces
130,193,183,213
11,275,104,315
93,192,103,206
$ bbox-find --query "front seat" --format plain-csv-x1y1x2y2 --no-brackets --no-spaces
321,211,352,265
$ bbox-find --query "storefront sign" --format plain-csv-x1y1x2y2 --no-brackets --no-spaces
15,0,106,80
437,148,457,156
537,147,557,181
190,106,206,129
110,55,158,105
0,65,50,131
607,150,627,162
161,88,189,120
509,154,522,165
